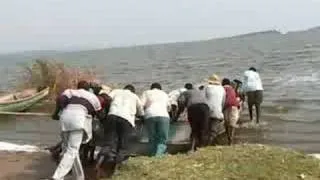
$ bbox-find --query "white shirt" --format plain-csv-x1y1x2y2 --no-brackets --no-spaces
141,89,170,119
108,89,144,127
243,70,263,92
204,84,226,119
168,88,187,106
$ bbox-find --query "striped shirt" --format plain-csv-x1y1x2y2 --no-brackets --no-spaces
59,89,102,143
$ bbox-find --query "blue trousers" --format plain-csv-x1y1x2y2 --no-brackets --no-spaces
145,116,170,157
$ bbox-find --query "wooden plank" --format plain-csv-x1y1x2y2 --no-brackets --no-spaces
0,111,51,116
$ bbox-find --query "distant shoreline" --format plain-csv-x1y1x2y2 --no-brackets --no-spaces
1,25,319,56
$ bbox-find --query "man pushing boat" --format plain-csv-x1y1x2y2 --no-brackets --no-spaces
95,84,144,178
49,80,102,180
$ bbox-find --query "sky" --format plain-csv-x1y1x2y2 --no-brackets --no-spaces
0,0,320,53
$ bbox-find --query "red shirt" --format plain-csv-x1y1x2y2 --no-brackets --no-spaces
97,94,112,113
223,85,239,108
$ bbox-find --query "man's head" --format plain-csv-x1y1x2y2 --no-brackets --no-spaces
233,79,242,89
233,79,242,85
222,78,231,86
77,80,90,90
233,79,242,86
124,84,136,93
184,83,193,90
151,83,162,90
199,85,204,90
249,67,257,72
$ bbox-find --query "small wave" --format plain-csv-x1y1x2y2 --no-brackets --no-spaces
265,114,320,124
239,121,269,129
0,141,42,152
272,72,319,84
308,154,320,160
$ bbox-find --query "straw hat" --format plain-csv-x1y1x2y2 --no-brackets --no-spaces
205,74,221,85
99,84,112,95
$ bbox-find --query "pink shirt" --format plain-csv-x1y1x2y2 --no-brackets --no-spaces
223,85,239,108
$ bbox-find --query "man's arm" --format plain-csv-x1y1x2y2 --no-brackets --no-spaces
95,95,107,121
175,92,187,121
242,72,248,93
166,94,171,112
108,89,116,99
221,88,226,110
136,95,144,117
256,73,263,89
140,91,147,109
52,94,68,120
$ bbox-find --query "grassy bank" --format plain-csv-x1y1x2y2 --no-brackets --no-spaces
111,144,320,180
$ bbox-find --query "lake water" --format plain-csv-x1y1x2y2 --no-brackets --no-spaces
1,30,320,153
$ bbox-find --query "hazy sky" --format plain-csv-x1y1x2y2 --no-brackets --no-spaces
0,0,320,53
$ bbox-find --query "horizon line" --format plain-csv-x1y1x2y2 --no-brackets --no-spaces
0,25,319,55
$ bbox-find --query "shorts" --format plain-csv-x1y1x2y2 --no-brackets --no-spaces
223,106,239,128
246,90,263,106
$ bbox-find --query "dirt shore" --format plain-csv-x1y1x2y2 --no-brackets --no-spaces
0,151,56,180
0,151,101,180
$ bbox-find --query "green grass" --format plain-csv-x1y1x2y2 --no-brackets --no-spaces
111,144,320,180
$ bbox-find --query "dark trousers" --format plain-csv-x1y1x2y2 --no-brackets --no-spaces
169,104,178,120
99,115,133,163
187,103,210,151
247,90,263,123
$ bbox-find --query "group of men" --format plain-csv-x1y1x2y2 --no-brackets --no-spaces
47,67,263,180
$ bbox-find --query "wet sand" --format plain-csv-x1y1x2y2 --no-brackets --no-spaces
0,151,100,180
0,151,55,180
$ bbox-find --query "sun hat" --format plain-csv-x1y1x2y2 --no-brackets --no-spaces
99,84,112,95
205,74,221,85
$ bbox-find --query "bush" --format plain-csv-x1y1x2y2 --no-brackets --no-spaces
17,59,100,99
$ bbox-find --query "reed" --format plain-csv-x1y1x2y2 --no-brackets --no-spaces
17,59,100,99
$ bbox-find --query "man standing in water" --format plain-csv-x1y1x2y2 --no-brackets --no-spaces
141,83,171,157
51,80,102,180
243,67,263,124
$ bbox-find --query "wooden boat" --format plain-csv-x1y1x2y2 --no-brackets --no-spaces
0,87,49,112
94,120,192,155
130,120,192,155
94,118,227,155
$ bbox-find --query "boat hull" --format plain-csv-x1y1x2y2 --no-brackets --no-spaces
95,120,192,155
0,88,49,112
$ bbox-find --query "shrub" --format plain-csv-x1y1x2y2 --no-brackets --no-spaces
17,59,100,99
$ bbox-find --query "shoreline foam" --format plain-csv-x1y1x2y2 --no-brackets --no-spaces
0,141,43,152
